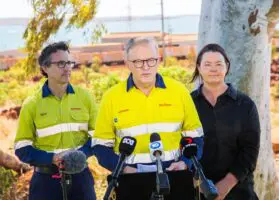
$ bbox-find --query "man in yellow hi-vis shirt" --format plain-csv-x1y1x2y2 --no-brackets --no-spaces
14,42,96,200
92,37,204,174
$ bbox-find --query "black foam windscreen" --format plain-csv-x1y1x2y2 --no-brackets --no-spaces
61,150,87,174
150,132,161,143
119,136,137,156
180,137,198,159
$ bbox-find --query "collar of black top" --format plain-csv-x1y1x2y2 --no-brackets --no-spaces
192,83,237,100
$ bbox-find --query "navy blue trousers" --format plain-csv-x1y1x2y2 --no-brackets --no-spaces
29,168,96,200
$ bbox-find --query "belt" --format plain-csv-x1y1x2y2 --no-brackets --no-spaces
34,165,59,174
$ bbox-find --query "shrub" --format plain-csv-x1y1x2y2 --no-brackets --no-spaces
164,56,179,67
90,73,122,103
0,167,16,199
158,66,194,91
91,56,102,73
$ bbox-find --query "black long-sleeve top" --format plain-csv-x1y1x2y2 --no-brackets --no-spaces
191,84,260,185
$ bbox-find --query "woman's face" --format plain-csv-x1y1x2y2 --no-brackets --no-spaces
198,52,228,86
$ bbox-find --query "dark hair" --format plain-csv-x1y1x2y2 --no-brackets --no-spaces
38,41,70,77
191,43,230,83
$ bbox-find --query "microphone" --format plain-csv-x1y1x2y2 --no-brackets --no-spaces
149,132,164,173
55,150,87,200
180,137,218,200
112,136,137,179
104,136,137,200
60,150,87,174
149,133,170,195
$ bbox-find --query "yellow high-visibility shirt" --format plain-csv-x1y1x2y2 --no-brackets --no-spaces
15,82,97,153
93,74,203,164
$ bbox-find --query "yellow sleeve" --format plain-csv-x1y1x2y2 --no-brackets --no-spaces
92,92,115,147
87,92,98,132
14,99,36,149
182,87,204,137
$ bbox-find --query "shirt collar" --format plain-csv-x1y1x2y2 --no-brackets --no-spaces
42,81,75,98
192,83,237,100
126,73,166,92
225,83,237,100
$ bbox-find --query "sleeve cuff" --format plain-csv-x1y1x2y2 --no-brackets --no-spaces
78,139,94,158
229,165,247,182
15,146,55,166
180,156,193,171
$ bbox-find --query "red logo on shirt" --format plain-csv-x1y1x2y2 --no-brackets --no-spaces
71,108,81,110
159,103,172,107
118,109,129,113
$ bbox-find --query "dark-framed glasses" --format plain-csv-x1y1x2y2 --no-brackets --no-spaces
50,61,76,69
128,58,159,68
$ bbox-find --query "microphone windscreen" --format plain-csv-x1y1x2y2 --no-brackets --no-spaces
180,137,198,159
150,132,161,143
149,133,164,159
119,136,137,156
61,150,87,174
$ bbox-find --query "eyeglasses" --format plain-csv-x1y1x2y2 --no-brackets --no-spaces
128,58,158,68
49,61,76,69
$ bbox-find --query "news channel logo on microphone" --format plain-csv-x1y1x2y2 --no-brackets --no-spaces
150,141,161,149
122,137,135,146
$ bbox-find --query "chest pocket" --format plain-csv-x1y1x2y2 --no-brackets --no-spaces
158,103,184,122
70,110,90,123
114,108,137,130
35,110,58,129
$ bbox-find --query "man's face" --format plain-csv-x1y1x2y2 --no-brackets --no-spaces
42,50,74,85
126,42,159,87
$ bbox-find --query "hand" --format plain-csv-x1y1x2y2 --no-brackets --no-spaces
18,163,32,174
166,161,187,171
214,173,238,200
123,166,137,174
52,152,66,166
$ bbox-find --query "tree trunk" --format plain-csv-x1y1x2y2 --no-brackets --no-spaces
198,0,279,199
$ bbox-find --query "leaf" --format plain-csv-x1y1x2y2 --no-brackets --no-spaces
24,0,97,75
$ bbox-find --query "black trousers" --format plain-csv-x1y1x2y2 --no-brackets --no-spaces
29,167,96,200
200,182,258,200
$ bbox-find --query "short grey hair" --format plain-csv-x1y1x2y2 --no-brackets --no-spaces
124,37,159,60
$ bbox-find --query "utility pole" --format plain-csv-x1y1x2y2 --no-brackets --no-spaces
127,0,132,32
160,0,166,66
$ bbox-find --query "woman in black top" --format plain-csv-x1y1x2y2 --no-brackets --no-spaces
191,44,260,200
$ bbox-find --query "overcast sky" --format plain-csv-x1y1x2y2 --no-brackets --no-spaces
0,0,202,18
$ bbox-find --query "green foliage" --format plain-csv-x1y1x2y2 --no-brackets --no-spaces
165,56,179,67
71,66,103,86
90,73,122,103
0,60,28,84
1,58,195,106
0,167,16,199
91,56,102,72
91,23,108,44
159,66,194,91
0,83,9,106
24,0,98,74
0,77,44,106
